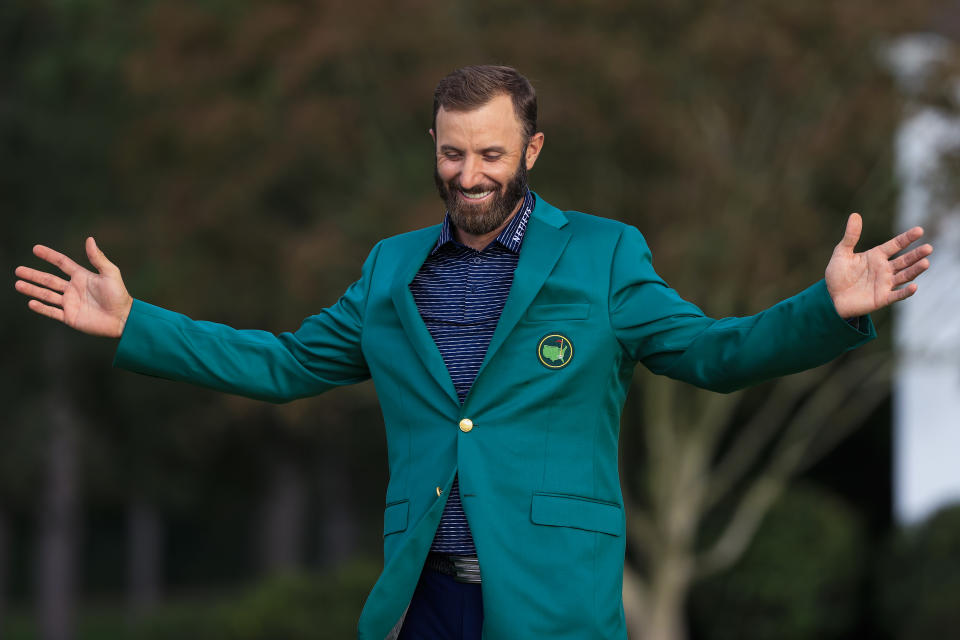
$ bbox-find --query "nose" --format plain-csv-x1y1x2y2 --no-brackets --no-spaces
458,154,484,190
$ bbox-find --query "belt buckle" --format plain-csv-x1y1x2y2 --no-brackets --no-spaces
449,555,481,584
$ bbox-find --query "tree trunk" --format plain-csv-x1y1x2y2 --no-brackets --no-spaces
624,354,889,640
623,563,648,637
317,448,356,568
36,332,81,640
639,551,694,640
0,507,8,638
259,453,307,574
127,498,162,616
626,376,721,640
36,362,80,640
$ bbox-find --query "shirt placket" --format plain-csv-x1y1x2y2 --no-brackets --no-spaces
463,250,484,325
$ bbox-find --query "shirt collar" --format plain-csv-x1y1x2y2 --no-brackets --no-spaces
432,189,535,255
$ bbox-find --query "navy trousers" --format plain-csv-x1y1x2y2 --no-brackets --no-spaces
397,568,483,639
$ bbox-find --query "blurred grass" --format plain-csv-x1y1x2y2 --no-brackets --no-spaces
3,556,381,640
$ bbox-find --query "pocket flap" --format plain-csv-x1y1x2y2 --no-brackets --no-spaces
525,303,590,321
530,492,623,536
383,500,409,536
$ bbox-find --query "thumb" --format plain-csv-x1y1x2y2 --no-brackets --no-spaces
85,236,117,274
838,213,862,252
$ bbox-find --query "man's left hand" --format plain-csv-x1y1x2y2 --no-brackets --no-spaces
825,212,933,319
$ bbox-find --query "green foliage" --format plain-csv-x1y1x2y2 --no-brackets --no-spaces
2,560,381,639
875,504,960,640
136,560,380,640
691,484,865,640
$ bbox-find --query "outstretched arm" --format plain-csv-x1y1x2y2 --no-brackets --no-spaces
611,214,933,394
14,237,133,338
16,238,380,403
825,213,932,318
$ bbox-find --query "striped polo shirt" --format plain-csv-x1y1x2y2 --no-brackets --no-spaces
410,190,535,555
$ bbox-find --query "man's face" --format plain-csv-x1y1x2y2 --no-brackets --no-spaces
432,94,543,237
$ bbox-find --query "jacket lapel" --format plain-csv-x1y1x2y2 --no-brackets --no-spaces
390,228,460,405
475,197,571,380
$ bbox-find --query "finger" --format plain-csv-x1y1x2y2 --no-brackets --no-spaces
890,243,933,272
893,259,930,286
14,266,69,292
27,299,66,323
838,213,862,251
85,237,117,274
32,244,82,277
878,226,924,258
887,283,918,305
15,280,64,307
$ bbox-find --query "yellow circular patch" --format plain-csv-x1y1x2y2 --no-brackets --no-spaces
537,333,574,369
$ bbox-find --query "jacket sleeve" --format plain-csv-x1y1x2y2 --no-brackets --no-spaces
113,241,382,403
608,225,876,393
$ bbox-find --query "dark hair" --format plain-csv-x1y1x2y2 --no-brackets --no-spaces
432,65,538,140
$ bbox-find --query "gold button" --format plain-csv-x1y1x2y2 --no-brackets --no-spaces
436,486,443,496
459,418,474,433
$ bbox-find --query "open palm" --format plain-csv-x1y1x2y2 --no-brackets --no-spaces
15,237,133,338
825,213,932,319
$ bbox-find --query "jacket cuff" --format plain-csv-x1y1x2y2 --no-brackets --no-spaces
113,298,175,372
808,279,876,343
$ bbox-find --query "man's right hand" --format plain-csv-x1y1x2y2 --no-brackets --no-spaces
15,237,133,338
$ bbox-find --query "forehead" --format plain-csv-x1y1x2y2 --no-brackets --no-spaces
435,93,525,149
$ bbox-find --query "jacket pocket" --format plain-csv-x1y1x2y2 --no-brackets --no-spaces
530,492,624,537
383,499,409,536
525,303,591,322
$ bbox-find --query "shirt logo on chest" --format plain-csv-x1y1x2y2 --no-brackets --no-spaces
537,333,574,369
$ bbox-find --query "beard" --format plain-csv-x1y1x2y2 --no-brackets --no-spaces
434,155,528,236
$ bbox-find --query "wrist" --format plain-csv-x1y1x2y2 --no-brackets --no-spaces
826,287,852,319
115,296,133,338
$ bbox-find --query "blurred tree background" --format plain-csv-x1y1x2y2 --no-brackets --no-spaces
3,0,960,638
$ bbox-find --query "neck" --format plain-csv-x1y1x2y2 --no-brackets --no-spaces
454,197,525,252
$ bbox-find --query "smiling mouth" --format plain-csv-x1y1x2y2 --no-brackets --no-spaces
459,189,494,201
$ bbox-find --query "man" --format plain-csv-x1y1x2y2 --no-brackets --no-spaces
15,65,932,639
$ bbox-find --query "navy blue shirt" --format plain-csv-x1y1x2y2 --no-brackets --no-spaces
410,190,535,554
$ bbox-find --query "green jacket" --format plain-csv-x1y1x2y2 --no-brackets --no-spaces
114,194,875,639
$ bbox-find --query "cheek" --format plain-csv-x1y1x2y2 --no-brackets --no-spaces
435,159,459,181
481,164,511,185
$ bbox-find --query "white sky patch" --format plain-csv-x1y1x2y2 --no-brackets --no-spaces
889,34,960,525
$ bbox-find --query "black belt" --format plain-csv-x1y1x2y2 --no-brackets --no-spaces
425,553,482,584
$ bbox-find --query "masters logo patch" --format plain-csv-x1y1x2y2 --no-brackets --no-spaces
537,333,574,369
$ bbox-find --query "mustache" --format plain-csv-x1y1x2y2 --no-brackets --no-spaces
451,181,500,194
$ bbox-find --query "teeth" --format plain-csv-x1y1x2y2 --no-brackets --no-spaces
461,190,492,200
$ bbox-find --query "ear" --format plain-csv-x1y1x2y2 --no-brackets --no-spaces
524,132,545,170
429,128,436,146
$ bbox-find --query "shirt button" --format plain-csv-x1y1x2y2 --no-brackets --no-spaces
436,486,443,497
471,257,481,264
459,418,474,433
